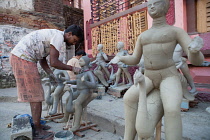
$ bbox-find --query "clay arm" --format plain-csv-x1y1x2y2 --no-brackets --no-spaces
91,59,97,64
61,71,70,81
120,35,143,65
64,80,77,85
124,50,130,56
176,28,204,66
82,72,97,89
102,52,108,61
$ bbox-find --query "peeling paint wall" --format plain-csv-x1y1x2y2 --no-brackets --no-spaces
0,25,34,88
0,0,34,11
0,25,34,57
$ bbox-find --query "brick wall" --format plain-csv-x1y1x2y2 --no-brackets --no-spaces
0,0,66,88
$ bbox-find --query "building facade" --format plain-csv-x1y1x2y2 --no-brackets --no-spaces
83,0,210,91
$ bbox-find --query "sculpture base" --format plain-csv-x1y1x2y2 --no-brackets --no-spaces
63,121,100,138
44,113,64,121
107,84,131,97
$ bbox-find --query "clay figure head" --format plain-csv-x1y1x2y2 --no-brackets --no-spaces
97,44,103,51
79,56,90,67
117,42,124,50
147,0,170,18
64,24,84,46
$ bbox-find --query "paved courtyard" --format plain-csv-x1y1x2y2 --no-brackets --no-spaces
0,87,210,140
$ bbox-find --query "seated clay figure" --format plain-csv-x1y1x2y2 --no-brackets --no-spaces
111,0,204,139
90,44,110,87
173,44,199,101
107,42,133,88
65,55,97,132
173,44,198,95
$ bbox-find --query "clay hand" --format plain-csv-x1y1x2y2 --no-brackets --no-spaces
133,69,144,86
105,63,109,67
72,66,81,74
89,62,93,67
188,36,203,53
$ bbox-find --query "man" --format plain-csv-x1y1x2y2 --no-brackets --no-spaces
112,0,204,139
10,25,83,140
67,50,86,80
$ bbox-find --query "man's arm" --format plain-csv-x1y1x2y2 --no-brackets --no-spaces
50,45,73,70
39,57,53,75
39,57,58,84
176,28,204,66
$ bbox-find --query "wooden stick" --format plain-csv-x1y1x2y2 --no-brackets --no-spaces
65,114,72,129
155,119,162,140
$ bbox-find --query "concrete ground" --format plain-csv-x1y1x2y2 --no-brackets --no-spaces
0,86,210,140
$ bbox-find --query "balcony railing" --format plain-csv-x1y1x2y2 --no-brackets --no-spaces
90,0,147,23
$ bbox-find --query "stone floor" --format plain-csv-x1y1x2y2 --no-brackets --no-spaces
0,87,210,140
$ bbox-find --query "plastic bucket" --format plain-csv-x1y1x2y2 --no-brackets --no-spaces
54,130,74,140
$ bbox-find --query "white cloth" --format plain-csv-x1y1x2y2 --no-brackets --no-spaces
11,29,65,63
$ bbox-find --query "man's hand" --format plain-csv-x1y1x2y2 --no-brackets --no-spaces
49,73,58,86
188,36,204,53
72,66,81,74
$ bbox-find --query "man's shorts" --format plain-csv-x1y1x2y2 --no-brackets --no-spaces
10,54,44,102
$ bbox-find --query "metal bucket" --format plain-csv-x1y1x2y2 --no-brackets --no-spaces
54,130,74,140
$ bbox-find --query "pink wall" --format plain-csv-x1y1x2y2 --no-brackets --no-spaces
83,0,92,55
148,0,187,30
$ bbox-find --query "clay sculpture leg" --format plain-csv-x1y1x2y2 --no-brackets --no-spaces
160,76,183,140
70,89,90,132
180,62,197,95
122,67,133,86
49,85,65,115
111,68,122,88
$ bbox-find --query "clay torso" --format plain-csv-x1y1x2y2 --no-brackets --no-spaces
141,25,178,70
96,52,106,65
76,71,92,90
116,50,127,67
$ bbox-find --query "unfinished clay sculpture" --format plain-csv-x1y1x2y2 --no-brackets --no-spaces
107,42,133,88
91,44,110,87
112,0,204,139
173,44,199,101
44,69,70,115
65,56,97,132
